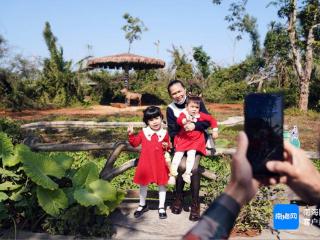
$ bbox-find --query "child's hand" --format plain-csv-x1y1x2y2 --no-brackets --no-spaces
212,131,218,139
162,142,170,151
182,118,187,125
127,125,134,135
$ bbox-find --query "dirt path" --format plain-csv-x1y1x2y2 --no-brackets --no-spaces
1,103,243,121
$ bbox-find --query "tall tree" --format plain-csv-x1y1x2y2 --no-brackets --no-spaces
193,46,212,79
42,22,82,106
121,13,148,53
282,0,320,110
213,0,320,111
168,45,193,82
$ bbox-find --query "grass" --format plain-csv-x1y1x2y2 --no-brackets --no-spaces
12,105,319,152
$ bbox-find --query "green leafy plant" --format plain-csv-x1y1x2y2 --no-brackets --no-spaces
0,131,124,235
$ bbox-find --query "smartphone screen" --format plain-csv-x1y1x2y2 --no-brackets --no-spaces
244,93,284,177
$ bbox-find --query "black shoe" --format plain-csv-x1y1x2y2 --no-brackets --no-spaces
158,208,167,219
189,200,200,221
171,194,183,214
134,205,149,218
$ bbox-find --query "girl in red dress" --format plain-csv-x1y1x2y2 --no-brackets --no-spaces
127,106,169,219
170,96,218,184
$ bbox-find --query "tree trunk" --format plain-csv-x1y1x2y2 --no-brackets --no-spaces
124,66,129,90
287,0,317,111
298,77,310,111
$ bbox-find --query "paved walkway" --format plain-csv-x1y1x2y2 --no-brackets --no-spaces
110,201,320,240
2,201,320,239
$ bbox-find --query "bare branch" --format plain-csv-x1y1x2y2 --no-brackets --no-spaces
100,158,138,180
105,143,127,169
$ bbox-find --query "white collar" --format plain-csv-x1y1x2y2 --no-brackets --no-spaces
142,126,167,142
182,109,200,120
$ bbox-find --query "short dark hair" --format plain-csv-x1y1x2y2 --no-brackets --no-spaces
186,96,202,106
167,79,185,95
143,106,163,125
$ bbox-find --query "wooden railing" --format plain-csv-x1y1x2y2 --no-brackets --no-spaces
22,117,245,181
22,118,319,182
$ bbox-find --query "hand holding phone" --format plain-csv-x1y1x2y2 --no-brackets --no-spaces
244,93,284,177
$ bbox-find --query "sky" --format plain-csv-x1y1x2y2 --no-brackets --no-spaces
0,0,281,68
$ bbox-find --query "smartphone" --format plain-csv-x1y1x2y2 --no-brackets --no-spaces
244,93,284,177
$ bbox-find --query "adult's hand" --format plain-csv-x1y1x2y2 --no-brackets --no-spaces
184,122,195,131
267,142,320,205
225,131,259,206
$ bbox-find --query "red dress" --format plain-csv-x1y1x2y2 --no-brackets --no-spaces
128,127,169,185
174,111,218,155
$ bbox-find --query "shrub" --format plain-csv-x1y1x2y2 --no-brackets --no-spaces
0,132,124,235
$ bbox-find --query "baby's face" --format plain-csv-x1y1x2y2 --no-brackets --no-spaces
186,101,200,116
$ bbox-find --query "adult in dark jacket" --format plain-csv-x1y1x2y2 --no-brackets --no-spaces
166,79,210,221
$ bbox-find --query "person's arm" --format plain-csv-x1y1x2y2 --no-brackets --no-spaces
184,132,259,239
267,142,320,205
176,112,187,127
201,112,218,129
201,113,219,139
166,107,180,140
128,130,142,148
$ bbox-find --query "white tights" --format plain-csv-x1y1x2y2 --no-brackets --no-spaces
138,185,166,211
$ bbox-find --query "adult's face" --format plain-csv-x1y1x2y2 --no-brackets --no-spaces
169,83,186,104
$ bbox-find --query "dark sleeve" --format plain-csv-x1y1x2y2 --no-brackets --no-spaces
194,120,210,132
166,107,180,141
183,193,241,240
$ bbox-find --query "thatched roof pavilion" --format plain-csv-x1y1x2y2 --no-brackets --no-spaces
87,53,165,89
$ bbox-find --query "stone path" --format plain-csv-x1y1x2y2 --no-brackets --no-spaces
2,200,320,239
110,202,197,239
110,201,320,240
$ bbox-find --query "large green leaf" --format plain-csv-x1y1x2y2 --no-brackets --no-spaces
0,167,19,178
88,180,117,202
9,186,28,201
74,179,117,210
0,132,14,164
0,182,21,191
50,153,73,170
106,191,126,213
0,192,9,201
2,153,20,167
97,191,126,216
18,145,65,190
72,162,99,188
36,186,68,216
74,188,103,207
63,187,76,206
97,203,110,215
